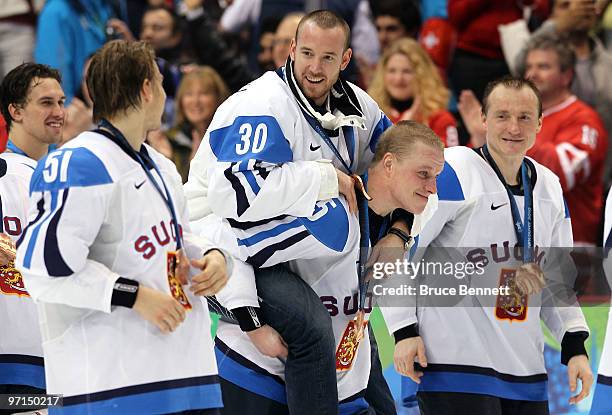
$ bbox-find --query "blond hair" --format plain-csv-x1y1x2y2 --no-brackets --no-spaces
174,66,229,127
368,38,449,121
372,120,444,164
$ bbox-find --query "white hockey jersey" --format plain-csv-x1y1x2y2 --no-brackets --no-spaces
392,146,588,402
214,195,372,411
208,187,432,412
0,151,45,389
185,68,391,311
15,131,222,414
590,189,612,415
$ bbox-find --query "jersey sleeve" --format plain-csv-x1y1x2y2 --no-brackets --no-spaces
15,148,118,312
193,108,335,222
528,112,607,191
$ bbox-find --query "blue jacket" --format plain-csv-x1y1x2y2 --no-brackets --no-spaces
34,0,112,102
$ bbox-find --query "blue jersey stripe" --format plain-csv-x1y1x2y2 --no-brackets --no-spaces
43,188,73,276
241,169,261,196
215,346,287,404
22,190,60,269
369,114,392,154
591,379,612,415
416,371,548,401
0,362,46,389
51,383,222,415
237,219,301,247
339,396,369,415
437,161,465,201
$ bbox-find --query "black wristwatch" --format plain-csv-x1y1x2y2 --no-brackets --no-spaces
388,227,412,251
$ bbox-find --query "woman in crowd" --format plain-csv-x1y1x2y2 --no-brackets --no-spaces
368,37,459,146
166,66,229,181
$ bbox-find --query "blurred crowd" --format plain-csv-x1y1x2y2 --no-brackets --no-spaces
0,0,612,247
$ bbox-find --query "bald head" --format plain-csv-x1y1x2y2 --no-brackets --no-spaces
273,12,304,68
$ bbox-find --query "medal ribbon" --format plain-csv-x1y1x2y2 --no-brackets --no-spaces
98,119,183,250
481,145,534,262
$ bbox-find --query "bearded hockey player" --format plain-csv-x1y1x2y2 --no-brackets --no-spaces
204,121,444,414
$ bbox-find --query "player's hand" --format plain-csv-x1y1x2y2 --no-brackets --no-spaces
0,233,16,266
247,325,288,359
336,168,358,215
567,354,593,404
394,337,427,383
366,232,406,281
133,285,186,333
190,249,228,296
515,262,546,296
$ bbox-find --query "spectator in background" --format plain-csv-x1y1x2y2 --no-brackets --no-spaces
368,38,458,146
524,35,608,245
140,6,187,65
0,0,38,79
447,0,550,102
272,12,305,68
166,66,229,182
34,0,114,102
257,16,281,73
515,0,612,187
371,0,422,51
184,0,255,92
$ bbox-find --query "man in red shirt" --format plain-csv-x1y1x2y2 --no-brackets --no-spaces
524,34,607,245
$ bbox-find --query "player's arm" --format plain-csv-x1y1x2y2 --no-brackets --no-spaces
15,148,119,311
193,112,338,221
528,117,606,192
15,148,185,333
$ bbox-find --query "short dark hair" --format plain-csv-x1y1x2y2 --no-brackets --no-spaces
86,40,157,122
372,120,443,164
295,10,351,50
525,33,575,72
143,5,182,35
482,76,542,118
372,0,422,36
0,63,62,131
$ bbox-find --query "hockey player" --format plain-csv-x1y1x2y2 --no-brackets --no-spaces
391,77,593,414
590,189,612,415
186,10,407,414
15,40,229,414
0,63,65,399
523,34,608,245
207,121,444,414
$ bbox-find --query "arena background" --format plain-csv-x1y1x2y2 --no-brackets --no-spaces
210,305,609,414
